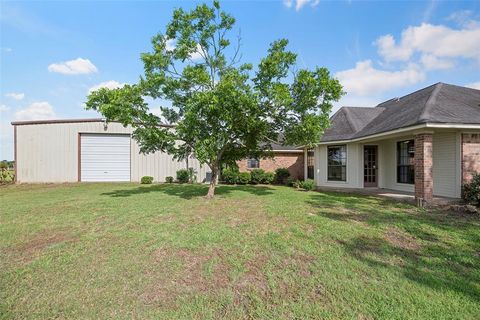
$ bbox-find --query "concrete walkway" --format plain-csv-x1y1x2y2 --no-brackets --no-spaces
315,186,462,206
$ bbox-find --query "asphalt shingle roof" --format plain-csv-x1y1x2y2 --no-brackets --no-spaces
321,83,480,142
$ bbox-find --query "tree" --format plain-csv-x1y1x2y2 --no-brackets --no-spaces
85,1,344,198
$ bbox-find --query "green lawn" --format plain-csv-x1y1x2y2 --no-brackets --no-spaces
1,183,479,319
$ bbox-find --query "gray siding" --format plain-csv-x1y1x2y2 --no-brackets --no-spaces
432,132,461,198
15,121,208,183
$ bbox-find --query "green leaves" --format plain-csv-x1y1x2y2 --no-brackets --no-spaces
84,1,344,194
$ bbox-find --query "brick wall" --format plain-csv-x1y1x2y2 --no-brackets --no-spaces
414,133,433,203
462,133,480,184
237,152,305,180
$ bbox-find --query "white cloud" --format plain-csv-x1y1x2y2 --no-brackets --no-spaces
165,38,176,52
2,47,12,53
375,34,412,61
163,39,203,61
420,54,455,70
14,102,56,120
335,60,425,96
284,0,319,11
447,10,479,29
422,0,437,23
48,58,98,75
189,44,204,61
375,23,480,62
5,92,24,100
88,80,126,93
0,104,10,112
466,81,480,90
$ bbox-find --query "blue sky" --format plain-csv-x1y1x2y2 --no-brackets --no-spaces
1,0,480,160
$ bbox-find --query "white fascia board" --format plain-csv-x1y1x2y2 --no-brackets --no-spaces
317,123,480,145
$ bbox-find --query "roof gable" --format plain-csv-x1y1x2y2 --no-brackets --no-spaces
321,83,480,142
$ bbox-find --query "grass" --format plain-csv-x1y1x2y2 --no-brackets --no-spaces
1,183,479,319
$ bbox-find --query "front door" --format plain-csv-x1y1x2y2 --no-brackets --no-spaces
364,146,378,187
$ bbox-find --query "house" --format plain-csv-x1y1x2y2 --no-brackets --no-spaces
10,118,308,183
237,141,307,180
313,83,480,205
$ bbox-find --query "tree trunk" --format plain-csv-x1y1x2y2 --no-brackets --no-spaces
206,165,219,199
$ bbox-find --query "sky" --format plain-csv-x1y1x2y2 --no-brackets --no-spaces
1,0,480,160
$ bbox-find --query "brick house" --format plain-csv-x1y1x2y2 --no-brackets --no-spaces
313,83,480,206
237,142,311,180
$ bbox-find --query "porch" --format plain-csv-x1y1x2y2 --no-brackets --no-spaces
315,186,462,206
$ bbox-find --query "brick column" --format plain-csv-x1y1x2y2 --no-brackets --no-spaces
414,133,433,206
461,133,480,185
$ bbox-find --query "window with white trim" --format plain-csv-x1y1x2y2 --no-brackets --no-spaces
327,145,347,181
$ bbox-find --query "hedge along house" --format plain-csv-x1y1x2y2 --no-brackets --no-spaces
314,83,480,206
236,141,309,180
11,119,210,183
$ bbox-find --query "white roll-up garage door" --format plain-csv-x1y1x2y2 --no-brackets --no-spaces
80,134,131,182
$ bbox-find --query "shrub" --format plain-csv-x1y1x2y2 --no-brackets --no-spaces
250,169,265,184
292,179,301,189
463,173,480,206
222,167,239,184
237,172,251,185
176,169,190,183
187,167,197,183
275,168,290,184
299,179,315,191
263,172,275,184
165,176,174,183
286,177,296,187
141,176,153,184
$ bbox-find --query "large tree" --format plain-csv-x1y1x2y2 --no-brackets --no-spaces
86,1,344,198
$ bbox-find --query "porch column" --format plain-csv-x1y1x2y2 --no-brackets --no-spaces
304,147,308,181
414,133,433,206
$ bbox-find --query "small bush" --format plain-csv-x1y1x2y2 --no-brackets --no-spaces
463,173,480,206
286,177,296,187
222,167,239,184
141,176,153,184
292,179,301,188
299,179,315,191
237,172,251,185
165,176,174,183
250,169,265,184
263,172,275,184
176,169,190,183
275,168,290,184
187,167,197,183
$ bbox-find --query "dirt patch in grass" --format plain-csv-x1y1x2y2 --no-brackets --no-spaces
142,247,232,306
385,227,420,251
6,229,77,264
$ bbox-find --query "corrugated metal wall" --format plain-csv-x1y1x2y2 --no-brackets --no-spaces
15,121,209,183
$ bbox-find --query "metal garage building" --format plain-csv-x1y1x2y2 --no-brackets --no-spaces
12,118,209,183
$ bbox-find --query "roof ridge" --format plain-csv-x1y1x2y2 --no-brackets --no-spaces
342,107,360,131
376,82,441,107
419,83,443,122
330,107,357,133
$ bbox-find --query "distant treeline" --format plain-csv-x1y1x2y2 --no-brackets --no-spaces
0,160,15,169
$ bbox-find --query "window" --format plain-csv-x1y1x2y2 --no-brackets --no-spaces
397,140,415,184
247,158,260,169
327,145,347,181
307,149,315,179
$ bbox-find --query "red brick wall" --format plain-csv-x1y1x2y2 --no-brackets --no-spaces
237,152,305,180
414,133,433,202
462,133,480,184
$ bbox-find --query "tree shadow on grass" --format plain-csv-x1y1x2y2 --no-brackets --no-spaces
338,235,480,302
101,183,275,200
307,191,480,302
